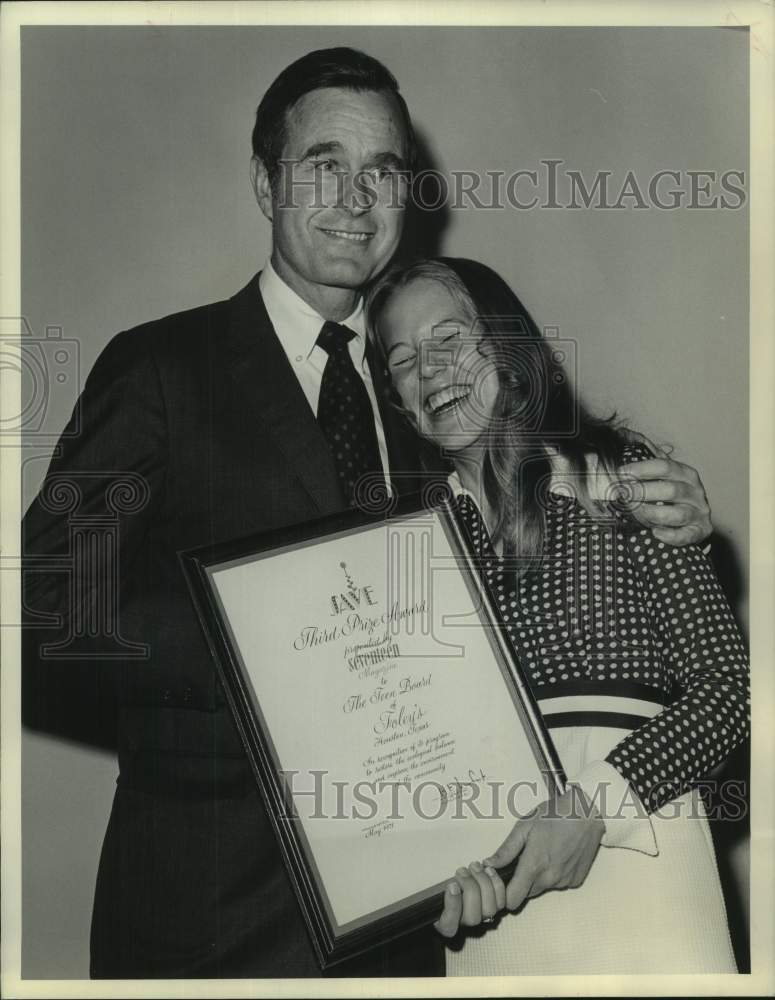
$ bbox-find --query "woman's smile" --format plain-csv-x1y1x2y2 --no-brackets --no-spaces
424,383,473,415
378,278,499,453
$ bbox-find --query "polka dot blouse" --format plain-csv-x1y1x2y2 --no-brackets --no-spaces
454,443,750,814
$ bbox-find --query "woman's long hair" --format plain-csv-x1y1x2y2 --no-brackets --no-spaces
366,257,633,564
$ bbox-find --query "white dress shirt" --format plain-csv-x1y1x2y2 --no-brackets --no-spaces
259,259,391,489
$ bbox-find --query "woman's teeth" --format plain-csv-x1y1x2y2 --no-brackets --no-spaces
426,385,471,414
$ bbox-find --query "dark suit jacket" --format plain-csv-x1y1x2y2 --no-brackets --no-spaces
22,273,445,978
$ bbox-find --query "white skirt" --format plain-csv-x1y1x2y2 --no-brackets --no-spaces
445,724,737,976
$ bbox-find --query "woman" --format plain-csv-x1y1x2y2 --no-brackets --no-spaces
366,257,749,975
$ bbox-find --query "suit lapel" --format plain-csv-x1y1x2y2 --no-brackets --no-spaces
224,274,345,514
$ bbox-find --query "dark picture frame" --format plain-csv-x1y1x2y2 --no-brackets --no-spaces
179,490,565,969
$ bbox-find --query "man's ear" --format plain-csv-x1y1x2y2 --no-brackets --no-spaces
250,156,274,222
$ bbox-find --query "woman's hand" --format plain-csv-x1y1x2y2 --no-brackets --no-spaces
434,862,507,938
433,786,605,938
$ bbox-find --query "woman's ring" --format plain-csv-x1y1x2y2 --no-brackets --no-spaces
482,915,495,924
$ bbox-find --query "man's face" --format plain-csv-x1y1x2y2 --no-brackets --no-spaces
255,87,409,309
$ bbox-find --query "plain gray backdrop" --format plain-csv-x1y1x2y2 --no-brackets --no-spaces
20,25,749,977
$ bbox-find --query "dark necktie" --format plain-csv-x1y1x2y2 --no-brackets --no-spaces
316,321,384,507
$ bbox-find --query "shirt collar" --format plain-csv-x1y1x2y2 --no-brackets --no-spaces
447,470,472,500
259,258,366,362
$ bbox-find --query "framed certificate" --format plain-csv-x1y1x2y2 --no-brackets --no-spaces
180,490,565,969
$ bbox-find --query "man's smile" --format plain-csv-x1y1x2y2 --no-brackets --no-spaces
318,227,374,243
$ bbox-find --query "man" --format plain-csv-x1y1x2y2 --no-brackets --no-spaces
22,47,712,979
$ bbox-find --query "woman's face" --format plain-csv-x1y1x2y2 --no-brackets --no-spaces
378,278,500,454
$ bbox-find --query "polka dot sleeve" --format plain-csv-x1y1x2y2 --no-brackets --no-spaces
605,528,750,813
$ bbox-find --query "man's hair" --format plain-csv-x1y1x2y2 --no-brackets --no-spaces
252,47,416,184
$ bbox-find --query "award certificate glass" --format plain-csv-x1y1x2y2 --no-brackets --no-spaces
181,492,564,968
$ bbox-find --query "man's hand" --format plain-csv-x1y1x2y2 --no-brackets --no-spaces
433,787,605,938
618,432,712,547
